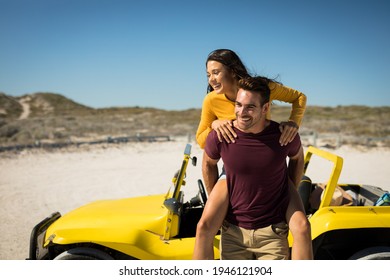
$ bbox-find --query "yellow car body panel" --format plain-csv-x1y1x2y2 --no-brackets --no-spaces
44,193,216,259
47,194,168,241
45,194,184,259
288,205,390,245
310,206,390,237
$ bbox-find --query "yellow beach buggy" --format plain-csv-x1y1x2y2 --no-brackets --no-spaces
28,144,390,260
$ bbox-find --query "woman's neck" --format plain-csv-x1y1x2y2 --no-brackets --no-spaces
224,86,238,102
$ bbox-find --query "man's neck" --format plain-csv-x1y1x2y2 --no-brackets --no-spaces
233,119,270,134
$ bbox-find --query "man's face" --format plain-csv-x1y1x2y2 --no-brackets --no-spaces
206,60,236,94
235,89,265,132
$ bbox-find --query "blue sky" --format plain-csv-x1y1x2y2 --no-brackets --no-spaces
1,0,389,110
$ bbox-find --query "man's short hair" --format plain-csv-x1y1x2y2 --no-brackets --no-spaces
238,76,270,105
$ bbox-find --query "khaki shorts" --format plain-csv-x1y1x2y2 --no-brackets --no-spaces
220,220,290,260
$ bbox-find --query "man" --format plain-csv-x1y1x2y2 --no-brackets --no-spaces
194,76,305,260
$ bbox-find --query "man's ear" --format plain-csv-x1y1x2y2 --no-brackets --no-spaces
262,102,270,115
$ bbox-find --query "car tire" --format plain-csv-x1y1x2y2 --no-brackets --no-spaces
54,247,114,260
348,246,390,260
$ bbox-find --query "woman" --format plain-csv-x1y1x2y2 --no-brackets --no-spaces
193,49,312,260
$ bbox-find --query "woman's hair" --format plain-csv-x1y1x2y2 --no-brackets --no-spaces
206,49,279,93
206,49,251,93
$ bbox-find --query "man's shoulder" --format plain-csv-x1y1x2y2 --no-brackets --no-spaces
205,129,219,144
268,120,300,138
262,120,282,135
269,120,281,128
266,120,302,148
204,129,222,160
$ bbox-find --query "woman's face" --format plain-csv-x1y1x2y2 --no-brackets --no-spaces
206,60,236,94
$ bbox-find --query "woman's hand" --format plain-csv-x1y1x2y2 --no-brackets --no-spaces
279,121,299,146
211,119,237,144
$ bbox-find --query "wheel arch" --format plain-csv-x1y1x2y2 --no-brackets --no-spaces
312,227,390,259
49,243,137,260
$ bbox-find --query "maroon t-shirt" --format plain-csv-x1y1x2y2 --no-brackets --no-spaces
205,121,301,229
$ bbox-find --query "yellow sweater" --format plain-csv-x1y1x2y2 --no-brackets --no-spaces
196,81,307,149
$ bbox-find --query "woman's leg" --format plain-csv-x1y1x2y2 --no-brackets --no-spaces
286,186,313,259
193,179,229,259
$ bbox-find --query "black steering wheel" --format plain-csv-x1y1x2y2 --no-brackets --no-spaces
197,179,207,205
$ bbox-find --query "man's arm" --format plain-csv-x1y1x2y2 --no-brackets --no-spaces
287,145,305,188
202,151,219,195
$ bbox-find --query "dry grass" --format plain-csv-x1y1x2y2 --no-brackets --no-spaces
0,92,389,148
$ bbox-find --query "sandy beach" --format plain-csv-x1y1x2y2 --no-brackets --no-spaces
1,137,389,260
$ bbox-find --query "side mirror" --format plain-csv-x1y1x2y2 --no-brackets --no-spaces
191,156,197,166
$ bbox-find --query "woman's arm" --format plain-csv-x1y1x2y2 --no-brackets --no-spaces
196,94,237,148
270,82,307,145
196,95,216,149
270,82,307,126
